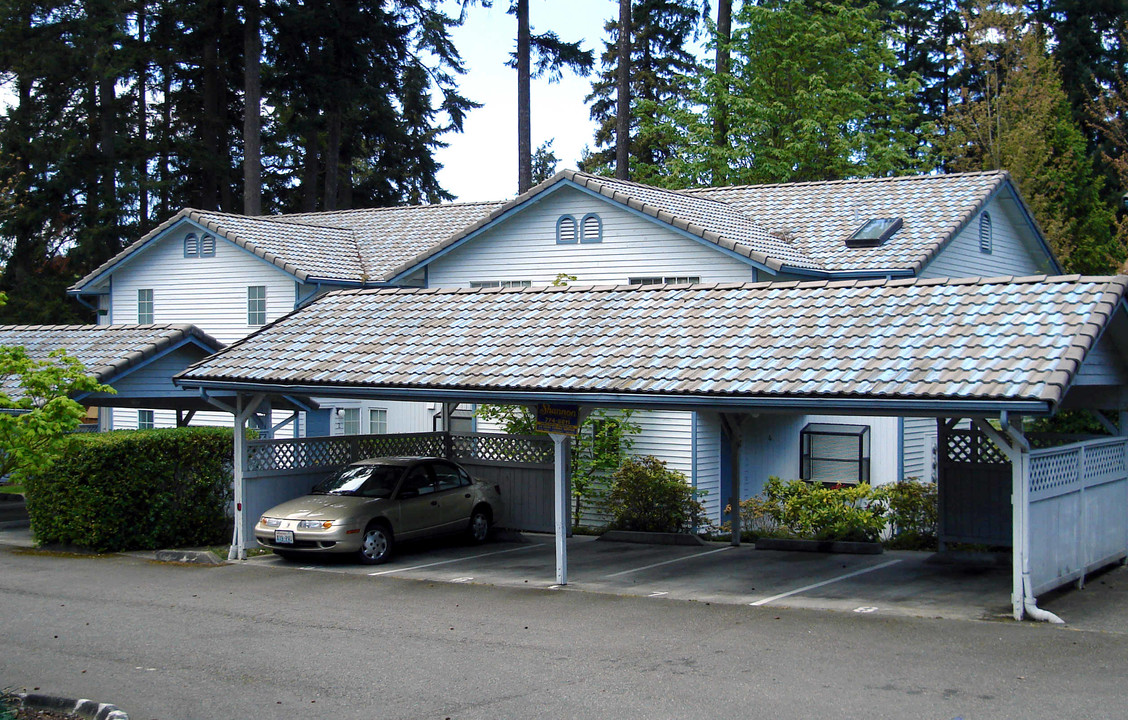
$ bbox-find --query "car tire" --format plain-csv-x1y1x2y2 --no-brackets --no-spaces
468,507,491,544
358,522,394,565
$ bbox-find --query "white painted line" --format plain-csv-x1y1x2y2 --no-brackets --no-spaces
451,577,474,583
604,546,732,578
748,559,903,607
648,591,669,598
853,606,879,614
367,545,538,576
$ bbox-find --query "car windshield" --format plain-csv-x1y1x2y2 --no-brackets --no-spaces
312,465,400,497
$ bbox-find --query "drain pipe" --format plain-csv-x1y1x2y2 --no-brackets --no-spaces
1022,575,1064,624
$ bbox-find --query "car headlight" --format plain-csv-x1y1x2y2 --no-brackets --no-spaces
298,519,333,529
260,517,281,528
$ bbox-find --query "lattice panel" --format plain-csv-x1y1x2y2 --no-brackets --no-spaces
1029,449,1080,495
355,434,445,460
452,433,554,465
1082,442,1127,485
944,430,1007,465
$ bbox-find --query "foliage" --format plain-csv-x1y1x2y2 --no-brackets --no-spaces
939,0,1123,274
0,345,113,482
531,139,560,185
24,427,235,552
753,477,887,543
583,0,702,181
873,479,937,550
654,0,928,188
605,455,705,533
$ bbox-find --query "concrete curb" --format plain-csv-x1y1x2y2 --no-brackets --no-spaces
13,692,128,720
597,530,707,546
154,549,222,565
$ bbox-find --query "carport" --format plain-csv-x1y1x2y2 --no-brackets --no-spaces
174,274,1128,621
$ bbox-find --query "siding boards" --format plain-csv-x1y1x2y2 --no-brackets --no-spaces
426,186,759,287
1075,335,1128,386
920,196,1050,279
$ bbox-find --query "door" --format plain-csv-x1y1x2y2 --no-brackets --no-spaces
433,460,475,531
394,464,439,538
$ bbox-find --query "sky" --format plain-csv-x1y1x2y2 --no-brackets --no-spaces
434,0,621,202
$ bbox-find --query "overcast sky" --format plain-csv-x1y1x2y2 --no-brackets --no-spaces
434,0,621,202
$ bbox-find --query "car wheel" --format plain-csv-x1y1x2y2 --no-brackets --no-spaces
358,522,393,565
468,507,491,544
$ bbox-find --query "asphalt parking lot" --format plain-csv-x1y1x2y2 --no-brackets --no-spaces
250,532,1027,621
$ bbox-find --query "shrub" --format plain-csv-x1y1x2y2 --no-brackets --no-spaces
874,479,938,550
24,427,234,552
757,477,887,543
605,455,705,533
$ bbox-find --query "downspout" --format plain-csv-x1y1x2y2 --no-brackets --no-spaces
1002,412,1064,625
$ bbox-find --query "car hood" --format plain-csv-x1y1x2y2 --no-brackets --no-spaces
264,494,381,520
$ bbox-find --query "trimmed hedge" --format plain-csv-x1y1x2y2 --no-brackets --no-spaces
24,427,234,552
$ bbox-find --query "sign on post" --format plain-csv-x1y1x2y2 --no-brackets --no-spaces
536,403,580,437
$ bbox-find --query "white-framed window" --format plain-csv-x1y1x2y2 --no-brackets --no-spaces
979,212,993,254
369,408,388,435
469,280,532,289
580,213,603,243
137,289,154,324
800,423,871,485
556,215,578,244
341,408,360,435
247,286,266,325
138,410,155,429
629,276,701,286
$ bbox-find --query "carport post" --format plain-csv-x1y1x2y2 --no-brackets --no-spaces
231,393,266,561
720,414,745,547
548,432,570,585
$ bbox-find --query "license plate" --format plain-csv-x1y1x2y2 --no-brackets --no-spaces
275,530,294,545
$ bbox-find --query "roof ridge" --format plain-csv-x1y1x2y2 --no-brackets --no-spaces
567,170,733,207
685,170,1010,194
274,198,507,220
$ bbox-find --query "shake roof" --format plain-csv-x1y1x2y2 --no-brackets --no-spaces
71,170,1032,294
176,275,1126,414
0,324,224,400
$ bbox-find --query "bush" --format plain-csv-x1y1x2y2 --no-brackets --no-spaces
605,456,705,533
24,427,234,552
755,477,887,543
874,479,938,550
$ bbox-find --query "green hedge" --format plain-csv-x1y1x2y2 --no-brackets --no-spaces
24,427,234,552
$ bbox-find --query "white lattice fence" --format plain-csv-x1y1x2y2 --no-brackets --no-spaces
246,432,446,474
1028,438,1128,595
451,432,554,466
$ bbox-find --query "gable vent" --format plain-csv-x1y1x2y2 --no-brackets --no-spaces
845,217,902,248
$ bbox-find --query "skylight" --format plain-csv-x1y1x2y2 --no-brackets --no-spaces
845,218,903,248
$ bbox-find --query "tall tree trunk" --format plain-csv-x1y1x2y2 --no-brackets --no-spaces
324,110,341,211
712,0,731,151
200,0,222,210
243,0,262,215
615,0,631,180
516,0,532,193
137,1,149,231
301,133,319,212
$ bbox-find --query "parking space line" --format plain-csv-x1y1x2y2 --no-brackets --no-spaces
748,559,902,607
604,546,732,578
367,544,540,576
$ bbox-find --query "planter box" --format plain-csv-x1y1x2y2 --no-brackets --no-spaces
754,537,883,555
597,530,707,546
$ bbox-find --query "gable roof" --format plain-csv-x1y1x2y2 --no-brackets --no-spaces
175,275,1127,416
0,323,224,401
69,200,506,292
70,170,1050,294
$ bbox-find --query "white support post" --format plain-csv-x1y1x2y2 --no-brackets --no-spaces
1010,430,1028,621
549,432,570,585
230,393,266,561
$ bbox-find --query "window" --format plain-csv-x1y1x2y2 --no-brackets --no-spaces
247,286,266,325
469,280,532,289
800,423,871,485
580,213,603,243
200,234,216,257
183,233,199,258
432,461,469,492
369,408,388,435
845,218,902,248
556,215,578,244
137,289,154,324
138,410,154,430
979,212,993,254
629,276,701,286
341,408,360,435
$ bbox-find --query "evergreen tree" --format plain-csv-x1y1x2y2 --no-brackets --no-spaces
583,0,700,183
941,0,1123,273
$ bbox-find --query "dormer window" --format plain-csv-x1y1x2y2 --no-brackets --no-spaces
580,213,603,243
845,218,902,248
979,212,993,254
556,215,578,244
